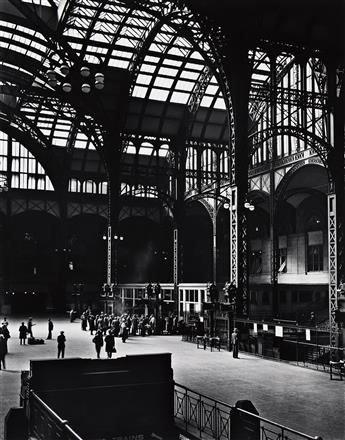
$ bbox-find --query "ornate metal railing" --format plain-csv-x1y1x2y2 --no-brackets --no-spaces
174,383,231,439
29,391,83,440
174,383,320,440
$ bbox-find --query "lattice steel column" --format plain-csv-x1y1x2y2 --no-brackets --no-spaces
173,228,178,286
230,187,238,288
328,193,338,349
212,201,217,284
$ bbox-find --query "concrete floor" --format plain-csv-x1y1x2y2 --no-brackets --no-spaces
0,315,344,440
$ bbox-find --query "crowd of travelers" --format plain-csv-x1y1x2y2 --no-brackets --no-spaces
79,308,182,339
0,309,186,365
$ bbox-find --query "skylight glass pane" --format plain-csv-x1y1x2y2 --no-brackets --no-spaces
176,80,194,92
137,74,152,85
141,64,156,73
180,71,199,80
154,77,174,88
214,98,226,110
133,86,148,98
171,91,189,104
149,88,169,101
158,67,179,77
200,96,213,107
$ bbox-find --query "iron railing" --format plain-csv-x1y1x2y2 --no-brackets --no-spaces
29,391,83,440
233,318,344,371
174,382,320,440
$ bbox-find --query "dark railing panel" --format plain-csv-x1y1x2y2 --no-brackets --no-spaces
29,392,83,440
174,383,231,440
174,383,319,440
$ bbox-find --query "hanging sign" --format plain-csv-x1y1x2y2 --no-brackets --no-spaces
263,324,268,331
275,326,283,337
253,323,258,334
306,329,311,341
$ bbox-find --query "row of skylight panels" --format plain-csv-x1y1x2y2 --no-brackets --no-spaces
0,35,46,62
22,0,52,5
0,22,47,55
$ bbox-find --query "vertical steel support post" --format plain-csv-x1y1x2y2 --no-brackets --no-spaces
173,228,179,316
230,187,238,288
212,206,217,284
269,53,279,317
328,193,338,350
107,225,112,286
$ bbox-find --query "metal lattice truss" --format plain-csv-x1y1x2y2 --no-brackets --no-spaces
328,194,338,349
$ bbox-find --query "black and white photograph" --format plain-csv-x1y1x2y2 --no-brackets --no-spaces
0,0,344,439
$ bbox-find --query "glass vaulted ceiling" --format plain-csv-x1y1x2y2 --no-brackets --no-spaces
1,0,295,158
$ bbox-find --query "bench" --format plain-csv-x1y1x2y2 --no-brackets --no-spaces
196,336,220,352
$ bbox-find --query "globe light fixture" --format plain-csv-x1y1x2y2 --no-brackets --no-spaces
60,64,70,76
46,62,105,93
80,66,90,77
46,69,56,80
95,80,104,90
62,82,72,93
81,83,91,93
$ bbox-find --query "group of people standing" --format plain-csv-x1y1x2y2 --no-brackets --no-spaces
80,309,179,339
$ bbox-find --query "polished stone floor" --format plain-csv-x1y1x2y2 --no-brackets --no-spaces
0,315,344,440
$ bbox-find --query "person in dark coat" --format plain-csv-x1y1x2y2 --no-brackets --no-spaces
47,318,54,340
0,334,6,369
88,314,95,335
104,330,115,359
19,322,28,345
27,318,35,338
57,331,66,359
92,330,103,359
121,320,128,343
81,313,87,331
231,328,239,359
1,324,10,354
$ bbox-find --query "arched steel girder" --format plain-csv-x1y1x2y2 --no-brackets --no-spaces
116,0,234,116
249,125,331,171
0,48,48,84
0,100,51,150
1,83,105,153
9,0,82,66
128,18,165,94
0,117,63,191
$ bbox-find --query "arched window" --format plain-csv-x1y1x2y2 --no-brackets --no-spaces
99,181,108,195
84,180,96,194
0,132,54,191
69,178,81,193
219,151,228,174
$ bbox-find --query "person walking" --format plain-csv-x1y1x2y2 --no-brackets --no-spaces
121,320,128,343
27,318,35,338
231,328,240,359
92,330,103,359
0,334,7,369
19,322,28,345
47,318,54,340
57,331,66,359
104,330,116,359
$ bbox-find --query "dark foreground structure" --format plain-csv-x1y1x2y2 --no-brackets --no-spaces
4,353,321,440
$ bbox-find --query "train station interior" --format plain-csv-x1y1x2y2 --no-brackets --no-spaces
0,0,344,439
